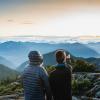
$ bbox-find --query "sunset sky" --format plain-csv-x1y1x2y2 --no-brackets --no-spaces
0,0,100,38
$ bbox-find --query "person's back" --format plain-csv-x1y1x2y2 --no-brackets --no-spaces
49,50,72,100
22,51,52,100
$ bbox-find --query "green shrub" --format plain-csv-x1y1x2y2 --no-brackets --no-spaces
72,78,91,95
73,60,96,72
0,78,23,96
72,80,79,95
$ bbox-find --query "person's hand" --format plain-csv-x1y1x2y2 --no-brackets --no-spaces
66,54,70,60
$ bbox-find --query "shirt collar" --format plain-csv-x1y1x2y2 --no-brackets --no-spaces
56,63,67,67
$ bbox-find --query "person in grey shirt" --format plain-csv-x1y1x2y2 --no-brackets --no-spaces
22,51,52,100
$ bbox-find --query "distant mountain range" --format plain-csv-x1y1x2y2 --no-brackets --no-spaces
0,41,99,80
0,56,15,69
0,41,99,68
0,64,19,80
16,61,29,72
17,50,100,72
87,42,100,54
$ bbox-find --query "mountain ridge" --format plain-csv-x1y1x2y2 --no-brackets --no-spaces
17,50,100,72
0,64,19,80
0,41,99,68
0,56,15,69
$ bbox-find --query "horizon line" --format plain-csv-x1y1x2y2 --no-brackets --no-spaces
0,35,100,38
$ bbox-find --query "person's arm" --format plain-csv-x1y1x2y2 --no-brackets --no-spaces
40,67,52,100
66,65,72,100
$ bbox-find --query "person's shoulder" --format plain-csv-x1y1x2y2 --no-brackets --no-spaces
23,64,35,73
38,66,47,74
65,63,72,72
38,66,45,71
38,66,49,77
23,65,29,72
67,64,72,70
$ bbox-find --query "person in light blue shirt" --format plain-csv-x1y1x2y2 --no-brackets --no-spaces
22,51,52,100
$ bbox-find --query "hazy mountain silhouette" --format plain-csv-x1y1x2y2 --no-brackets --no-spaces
17,50,100,72
0,56,15,69
87,42,100,54
0,41,99,68
16,61,29,72
0,64,19,80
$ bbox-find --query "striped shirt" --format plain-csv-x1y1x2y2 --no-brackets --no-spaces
22,64,51,100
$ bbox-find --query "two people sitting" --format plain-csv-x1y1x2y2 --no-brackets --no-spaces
22,50,72,100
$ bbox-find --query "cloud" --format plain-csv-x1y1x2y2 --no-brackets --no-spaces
22,22,33,25
7,19,14,22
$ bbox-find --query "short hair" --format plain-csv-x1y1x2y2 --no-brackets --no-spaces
55,49,66,63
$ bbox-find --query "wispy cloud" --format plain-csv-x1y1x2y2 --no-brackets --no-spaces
22,22,33,25
7,19,14,22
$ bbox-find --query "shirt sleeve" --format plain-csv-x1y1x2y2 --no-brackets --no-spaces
66,64,72,100
39,67,52,100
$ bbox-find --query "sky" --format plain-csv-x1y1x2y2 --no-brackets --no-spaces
0,0,100,38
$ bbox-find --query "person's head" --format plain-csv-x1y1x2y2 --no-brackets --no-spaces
55,49,67,64
28,51,43,65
